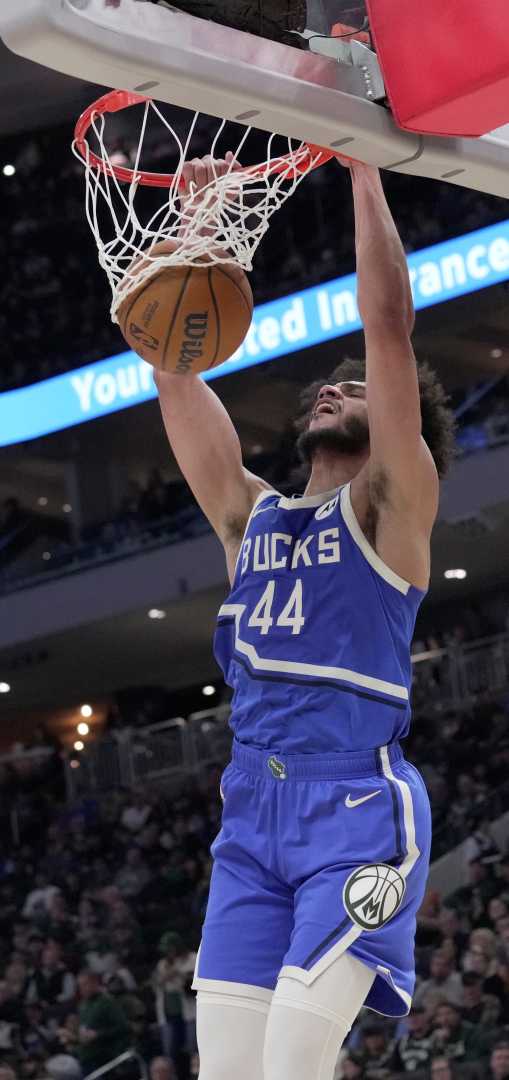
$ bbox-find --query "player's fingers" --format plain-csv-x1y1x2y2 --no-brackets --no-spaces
180,162,195,194
191,157,208,193
226,150,243,173
199,155,217,185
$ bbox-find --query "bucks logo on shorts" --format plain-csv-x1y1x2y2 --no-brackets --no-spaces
267,756,287,780
343,863,406,931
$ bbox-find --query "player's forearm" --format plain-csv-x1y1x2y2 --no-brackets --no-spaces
350,165,415,336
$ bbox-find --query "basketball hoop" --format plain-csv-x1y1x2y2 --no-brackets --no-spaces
72,90,338,321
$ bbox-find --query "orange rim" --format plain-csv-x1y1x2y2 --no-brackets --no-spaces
73,89,338,189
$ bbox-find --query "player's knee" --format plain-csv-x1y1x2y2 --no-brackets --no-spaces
263,992,350,1080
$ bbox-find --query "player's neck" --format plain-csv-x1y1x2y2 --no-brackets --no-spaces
304,448,368,496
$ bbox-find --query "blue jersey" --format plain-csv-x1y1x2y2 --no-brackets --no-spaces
214,483,426,754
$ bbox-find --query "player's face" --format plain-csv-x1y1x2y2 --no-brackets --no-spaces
298,380,369,462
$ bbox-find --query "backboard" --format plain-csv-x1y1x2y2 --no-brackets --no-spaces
1,0,508,198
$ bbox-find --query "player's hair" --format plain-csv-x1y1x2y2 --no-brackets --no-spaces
294,356,457,478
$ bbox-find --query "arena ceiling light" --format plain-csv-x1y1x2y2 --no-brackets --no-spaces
80,704,92,717
444,568,467,579
0,682,11,693
77,722,89,736
148,608,166,620
74,740,84,751
2,165,15,177
202,685,216,697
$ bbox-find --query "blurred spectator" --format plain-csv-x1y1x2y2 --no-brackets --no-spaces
413,950,464,1011
340,1051,365,1078
19,1001,54,1057
114,848,152,899
427,1055,480,1079
149,1056,176,1080
448,861,499,924
121,794,153,834
45,1055,81,1080
487,1040,509,1080
459,971,501,1027
22,876,61,921
389,1005,433,1073
25,939,76,1008
76,969,131,1074
0,1068,17,1080
462,927,499,978
429,1002,487,1063
153,933,192,1063
357,1021,394,1077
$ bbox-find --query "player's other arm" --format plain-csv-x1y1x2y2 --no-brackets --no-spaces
350,165,438,515
154,369,268,546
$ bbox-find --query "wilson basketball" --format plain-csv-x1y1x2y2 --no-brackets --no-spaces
117,249,253,375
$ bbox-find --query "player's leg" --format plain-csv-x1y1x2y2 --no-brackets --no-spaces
196,988,270,1080
263,950,375,1080
263,744,432,1078
193,760,293,1079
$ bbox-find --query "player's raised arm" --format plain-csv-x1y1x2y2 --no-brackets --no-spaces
153,155,270,560
350,165,438,517
154,367,267,552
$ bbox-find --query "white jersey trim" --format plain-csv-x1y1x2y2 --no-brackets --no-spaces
340,484,411,596
218,604,409,701
379,745,420,880
278,486,340,510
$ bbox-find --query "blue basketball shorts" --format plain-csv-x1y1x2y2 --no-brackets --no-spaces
192,739,431,1017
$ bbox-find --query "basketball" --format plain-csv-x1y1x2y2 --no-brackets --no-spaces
117,243,253,375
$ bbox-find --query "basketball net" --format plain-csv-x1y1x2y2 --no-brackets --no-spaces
72,91,336,322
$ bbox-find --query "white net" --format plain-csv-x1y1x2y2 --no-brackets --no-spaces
72,97,324,322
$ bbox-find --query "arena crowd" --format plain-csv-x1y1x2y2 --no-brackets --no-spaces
0,676,507,1080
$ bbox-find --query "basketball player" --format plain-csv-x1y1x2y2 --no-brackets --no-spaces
154,158,456,1079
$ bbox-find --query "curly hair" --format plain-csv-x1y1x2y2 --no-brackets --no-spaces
294,356,457,479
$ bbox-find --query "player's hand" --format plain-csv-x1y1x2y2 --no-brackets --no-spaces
178,152,242,249
180,151,242,200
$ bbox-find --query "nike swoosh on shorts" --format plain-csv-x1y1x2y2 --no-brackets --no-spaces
345,790,382,809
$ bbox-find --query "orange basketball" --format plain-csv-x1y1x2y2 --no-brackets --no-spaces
117,250,253,375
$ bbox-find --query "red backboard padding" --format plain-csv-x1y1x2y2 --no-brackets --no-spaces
366,0,509,137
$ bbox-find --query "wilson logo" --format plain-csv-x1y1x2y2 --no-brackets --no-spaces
176,312,209,373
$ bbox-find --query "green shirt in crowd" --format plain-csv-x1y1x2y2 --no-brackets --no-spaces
78,992,131,1073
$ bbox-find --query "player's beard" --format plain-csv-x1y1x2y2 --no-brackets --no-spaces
296,414,370,464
